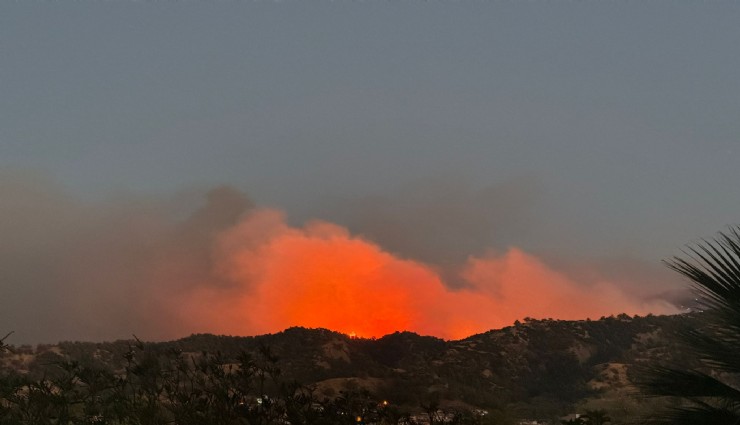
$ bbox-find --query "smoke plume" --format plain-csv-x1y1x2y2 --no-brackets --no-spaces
0,175,679,344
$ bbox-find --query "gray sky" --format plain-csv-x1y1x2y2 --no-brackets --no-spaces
1,2,738,343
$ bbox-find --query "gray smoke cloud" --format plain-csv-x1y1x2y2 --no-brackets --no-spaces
0,172,253,344
0,172,684,344
312,174,686,301
316,176,542,279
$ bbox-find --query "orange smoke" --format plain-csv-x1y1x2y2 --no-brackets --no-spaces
177,209,677,340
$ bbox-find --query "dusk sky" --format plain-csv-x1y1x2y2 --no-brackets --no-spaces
1,2,739,344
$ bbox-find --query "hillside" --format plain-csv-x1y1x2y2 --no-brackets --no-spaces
0,314,699,423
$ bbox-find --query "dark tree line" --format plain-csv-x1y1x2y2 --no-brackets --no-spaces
0,338,496,425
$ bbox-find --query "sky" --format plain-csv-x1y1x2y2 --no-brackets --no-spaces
1,2,739,344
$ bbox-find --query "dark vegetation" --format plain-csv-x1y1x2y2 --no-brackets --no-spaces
0,335,500,425
0,314,704,424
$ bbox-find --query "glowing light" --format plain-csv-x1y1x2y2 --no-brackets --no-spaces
176,209,679,339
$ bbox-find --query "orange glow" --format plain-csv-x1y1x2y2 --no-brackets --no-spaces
176,209,678,340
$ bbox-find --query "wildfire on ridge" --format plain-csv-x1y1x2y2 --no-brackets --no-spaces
175,209,678,340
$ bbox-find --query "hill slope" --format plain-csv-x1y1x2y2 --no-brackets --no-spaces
1,314,699,422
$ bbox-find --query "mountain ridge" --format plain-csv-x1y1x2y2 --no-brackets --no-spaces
0,313,700,422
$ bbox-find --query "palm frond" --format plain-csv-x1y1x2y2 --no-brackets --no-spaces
637,366,740,400
643,403,740,425
679,328,740,374
666,228,740,316
642,227,740,422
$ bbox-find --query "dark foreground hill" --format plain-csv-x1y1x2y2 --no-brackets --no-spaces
1,314,699,423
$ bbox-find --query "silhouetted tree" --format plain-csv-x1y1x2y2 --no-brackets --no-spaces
638,227,740,424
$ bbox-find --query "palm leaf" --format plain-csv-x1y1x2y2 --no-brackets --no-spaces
637,366,740,400
679,328,740,375
641,227,740,422
644,403,740,425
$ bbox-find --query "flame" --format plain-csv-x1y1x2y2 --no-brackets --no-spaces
176,208,678,340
